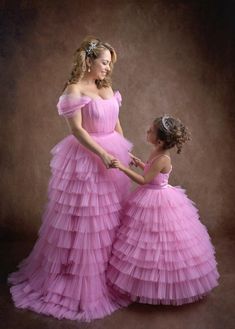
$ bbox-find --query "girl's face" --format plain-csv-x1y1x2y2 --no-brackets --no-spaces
146,124,158,144
90,49,111,80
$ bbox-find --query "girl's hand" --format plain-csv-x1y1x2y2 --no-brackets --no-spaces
101,153,116,169
129,153,142,167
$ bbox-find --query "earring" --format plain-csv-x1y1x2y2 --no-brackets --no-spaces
88,67,91,73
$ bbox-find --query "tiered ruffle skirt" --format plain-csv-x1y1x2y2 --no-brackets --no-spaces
107,185,219,305
8,132,132,321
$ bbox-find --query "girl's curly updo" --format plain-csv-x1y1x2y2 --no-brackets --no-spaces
63,36,117,91
153,116,191,154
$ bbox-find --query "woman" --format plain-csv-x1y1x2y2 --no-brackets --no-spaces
8,36,132,321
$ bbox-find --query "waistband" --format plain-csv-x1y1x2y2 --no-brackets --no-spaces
88,131,115,136
142,184,172,190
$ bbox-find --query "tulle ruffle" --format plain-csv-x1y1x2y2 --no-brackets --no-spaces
107,185,219,305
8,131,132,321
9,280,122,321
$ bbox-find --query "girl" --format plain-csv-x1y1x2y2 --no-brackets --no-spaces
107,115,219,305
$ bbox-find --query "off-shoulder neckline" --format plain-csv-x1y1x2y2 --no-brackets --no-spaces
59,90,120,101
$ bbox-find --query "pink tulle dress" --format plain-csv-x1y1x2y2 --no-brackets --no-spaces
8,91,133,321
107,155,219,305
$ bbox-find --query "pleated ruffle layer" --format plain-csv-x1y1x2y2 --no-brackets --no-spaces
107,185,219,305
8,133,132,321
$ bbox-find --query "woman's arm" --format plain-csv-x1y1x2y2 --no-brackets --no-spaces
112,158,166,185
114,119,123,136
66,111,115,168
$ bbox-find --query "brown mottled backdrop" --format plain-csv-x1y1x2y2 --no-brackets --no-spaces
0,0,235,238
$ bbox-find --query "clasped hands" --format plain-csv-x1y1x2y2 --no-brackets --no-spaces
103,152,142,169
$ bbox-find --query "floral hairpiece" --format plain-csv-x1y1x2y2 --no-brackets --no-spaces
85,42,97,56
162,115,171,131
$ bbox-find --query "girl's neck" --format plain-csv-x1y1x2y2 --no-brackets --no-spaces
150,147,170,159
152,145,164,155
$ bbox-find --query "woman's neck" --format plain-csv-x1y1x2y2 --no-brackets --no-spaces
81,73,97,86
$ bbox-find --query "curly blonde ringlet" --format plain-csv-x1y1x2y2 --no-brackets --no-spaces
63,36,117,91
153,116,191,154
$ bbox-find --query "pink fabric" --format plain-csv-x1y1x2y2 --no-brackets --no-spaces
107,161,219,305
8,91,132,321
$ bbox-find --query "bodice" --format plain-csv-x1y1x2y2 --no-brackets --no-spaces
57,91,122,134
143,161,172,189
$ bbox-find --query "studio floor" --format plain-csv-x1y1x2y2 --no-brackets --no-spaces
1,233,234,329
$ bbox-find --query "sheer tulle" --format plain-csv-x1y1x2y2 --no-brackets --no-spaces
8,91,133,321
107,164,219,305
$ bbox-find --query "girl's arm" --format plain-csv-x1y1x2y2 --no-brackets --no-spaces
66,111,115,168
112,158,166,185
129,153,145,170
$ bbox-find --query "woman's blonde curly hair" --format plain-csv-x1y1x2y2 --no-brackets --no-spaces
63,36,117,91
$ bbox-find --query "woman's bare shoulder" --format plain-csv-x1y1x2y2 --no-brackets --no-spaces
63,83,82,97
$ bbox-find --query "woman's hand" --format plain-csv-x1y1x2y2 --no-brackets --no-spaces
110,159,125,171
100,152,116,169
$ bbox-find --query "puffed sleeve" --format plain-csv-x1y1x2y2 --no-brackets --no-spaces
114,90,122,107
57,94,90,118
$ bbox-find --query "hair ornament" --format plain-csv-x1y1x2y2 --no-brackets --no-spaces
85,42,98,56
161,115,171,131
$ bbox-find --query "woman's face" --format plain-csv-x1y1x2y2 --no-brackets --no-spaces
90,49,112,80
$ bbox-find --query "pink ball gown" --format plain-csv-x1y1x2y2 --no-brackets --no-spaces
107,155,219,305
8,91,132,321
